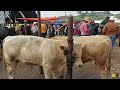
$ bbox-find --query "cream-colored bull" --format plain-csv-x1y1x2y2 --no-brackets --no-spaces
3,35,83,79
51,35,112,79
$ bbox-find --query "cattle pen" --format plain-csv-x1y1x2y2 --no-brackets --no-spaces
0,39,120,79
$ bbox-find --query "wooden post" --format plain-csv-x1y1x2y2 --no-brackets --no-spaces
37,11,43,74
66,15,74,79
24,20,27,35
24,20,27,25
14,17,16,28
37,11,41,37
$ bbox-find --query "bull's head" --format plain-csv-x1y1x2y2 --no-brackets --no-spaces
72,44,83,67
59,43,83,67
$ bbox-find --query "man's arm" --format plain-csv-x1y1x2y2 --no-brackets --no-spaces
102,24,107,35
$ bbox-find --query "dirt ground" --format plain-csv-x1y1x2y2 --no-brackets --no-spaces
0,39,120,79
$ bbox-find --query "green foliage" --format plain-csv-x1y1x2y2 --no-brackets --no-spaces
73,14,105,21
60,11,120,23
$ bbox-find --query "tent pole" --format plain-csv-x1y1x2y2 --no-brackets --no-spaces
37,11,41,37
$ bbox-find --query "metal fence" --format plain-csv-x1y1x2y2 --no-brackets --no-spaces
0,11,9,26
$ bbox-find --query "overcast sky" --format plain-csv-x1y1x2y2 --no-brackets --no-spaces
41,11,120,17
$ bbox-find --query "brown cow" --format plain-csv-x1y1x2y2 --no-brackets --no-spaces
51,35,112,79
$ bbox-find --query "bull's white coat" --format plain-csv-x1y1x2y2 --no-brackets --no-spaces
3,35,83,79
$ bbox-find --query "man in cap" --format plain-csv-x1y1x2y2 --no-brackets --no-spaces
48,23,55,38
87,19,99,35
102,16,120,48
79,17,90,36
101,16,110,26
99,16,110,34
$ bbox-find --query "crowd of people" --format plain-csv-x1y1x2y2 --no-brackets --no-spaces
14,15,120,48
15,21,69,38
73,16,120,48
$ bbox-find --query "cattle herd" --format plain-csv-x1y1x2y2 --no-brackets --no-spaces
0,27,112,79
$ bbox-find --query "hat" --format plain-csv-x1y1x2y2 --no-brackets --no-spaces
109,16,116,21
83,17,90,22
104,16,109,19
33,22,37,24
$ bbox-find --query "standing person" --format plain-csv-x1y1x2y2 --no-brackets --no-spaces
15,21,21,35
101,16,110,27
73,20,77,27
31,22,38,36
55,24,60,36
100,16,110,34
41,22,47,38
79,17,90,36
74,22,81,36
19,25,24,35
102,16,119,48
87,20,99,35
59,24,64,36
48,23,55,38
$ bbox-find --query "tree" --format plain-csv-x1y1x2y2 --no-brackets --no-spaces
104,11,111,15
86,11,88,13
91,11,96,16
91,11,94,13
77,11,82,15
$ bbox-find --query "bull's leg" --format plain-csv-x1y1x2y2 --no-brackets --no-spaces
6,61,17,79
101,59,110,79
52,65,65,79
95,56,110,79
39,66,44,74
97,64,110,79
100,69,110,79
43,66,53,79
52,70,64,79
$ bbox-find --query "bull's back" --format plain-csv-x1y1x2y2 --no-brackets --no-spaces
77,36,111,63
3,36,65,65
3,36,46,64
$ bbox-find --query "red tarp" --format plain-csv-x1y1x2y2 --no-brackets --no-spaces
17,17,58,21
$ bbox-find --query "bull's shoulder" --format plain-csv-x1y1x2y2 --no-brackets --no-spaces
3,36,13,43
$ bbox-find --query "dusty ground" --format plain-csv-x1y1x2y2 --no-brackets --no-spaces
0,39,120,79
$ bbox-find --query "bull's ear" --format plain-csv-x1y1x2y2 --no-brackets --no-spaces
59,46,65,51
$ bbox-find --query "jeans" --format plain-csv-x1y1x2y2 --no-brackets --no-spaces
108,35,116,48
41,33,46,38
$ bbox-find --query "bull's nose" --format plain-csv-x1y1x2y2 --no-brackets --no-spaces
78,65,82,67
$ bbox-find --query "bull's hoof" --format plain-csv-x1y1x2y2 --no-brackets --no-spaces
8,76,15,79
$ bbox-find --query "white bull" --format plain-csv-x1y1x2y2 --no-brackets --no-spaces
3,35,83,79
